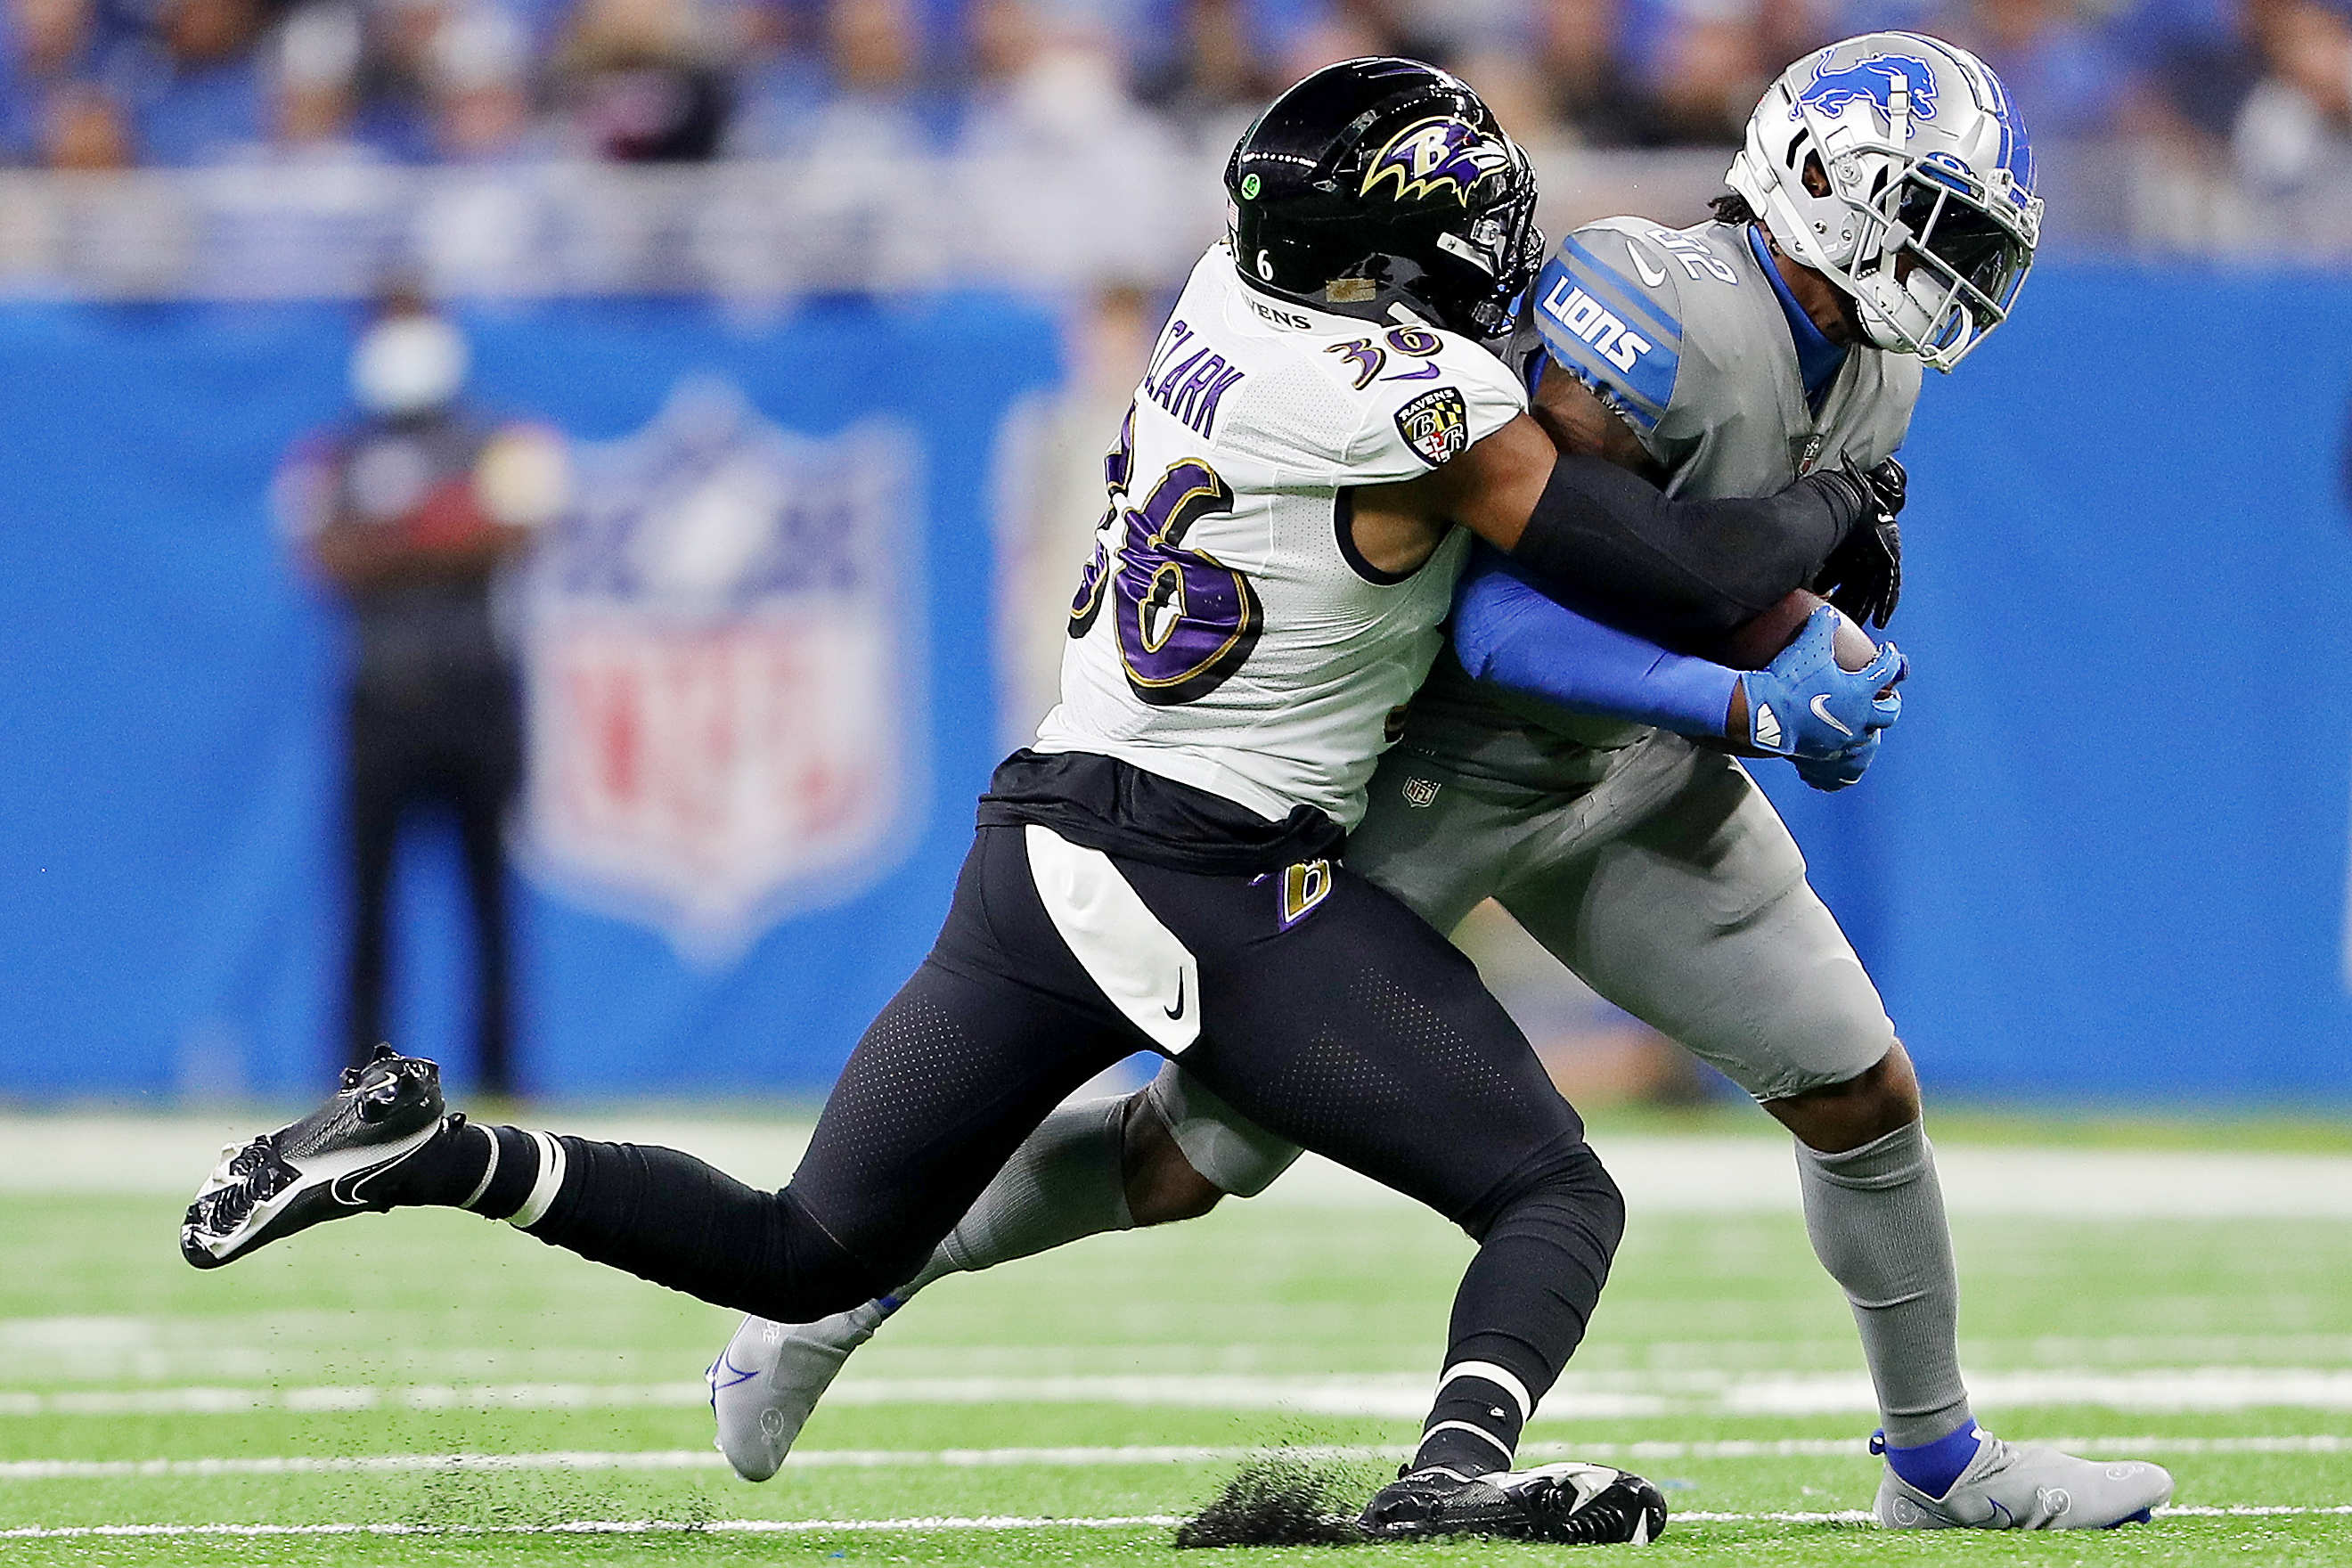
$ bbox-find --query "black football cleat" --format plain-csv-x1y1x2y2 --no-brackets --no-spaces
1360,1461,1668,1545
181,1046,453,1270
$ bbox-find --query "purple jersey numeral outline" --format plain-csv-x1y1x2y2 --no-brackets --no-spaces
1067,403,1262,707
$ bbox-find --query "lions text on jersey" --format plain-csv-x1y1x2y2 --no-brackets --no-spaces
1531,217,1919,496
1406,216,1922,789
1033,243,1527,829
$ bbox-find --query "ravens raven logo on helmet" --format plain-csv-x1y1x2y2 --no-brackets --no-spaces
1360,118,1514,207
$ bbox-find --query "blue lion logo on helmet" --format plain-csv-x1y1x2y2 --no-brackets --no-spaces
1793,52,1940,127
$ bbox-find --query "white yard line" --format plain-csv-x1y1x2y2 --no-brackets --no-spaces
5,1506,2350,1539
3,1434,2347,1483
20,1326,2352,1391
11,1116,2352,1218
18,1323,2352,1383
12,1368,2352,1418
0,1515,1187,1539
1672,1507,2352,1523
18,1326,2352,1372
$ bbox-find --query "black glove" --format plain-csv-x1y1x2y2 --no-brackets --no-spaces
1811,457,1904,628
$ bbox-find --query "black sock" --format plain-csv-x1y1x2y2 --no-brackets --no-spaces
380,1124,879,1319
470,1125,551,1219
522,1137,882,1319
379,1122,543,1217
1416,1367,1529,1475
1417,1143,1625,1476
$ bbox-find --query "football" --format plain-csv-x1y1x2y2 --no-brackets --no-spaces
1719,587,1879,674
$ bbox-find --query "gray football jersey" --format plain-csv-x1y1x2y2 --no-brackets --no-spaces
1400,216,1923,791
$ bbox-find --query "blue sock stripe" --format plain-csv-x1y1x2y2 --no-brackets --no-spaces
1882,1422,1984,1499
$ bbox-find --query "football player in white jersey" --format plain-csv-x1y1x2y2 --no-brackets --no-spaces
181,58,1899,1543
703,37,2174,1533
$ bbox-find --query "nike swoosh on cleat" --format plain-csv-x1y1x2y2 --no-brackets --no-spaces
709,1354,762,1390
1809,694,1855,738
326,1170,377,1209
331,1157,413,1210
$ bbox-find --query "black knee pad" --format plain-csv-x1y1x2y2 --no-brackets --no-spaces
1461,1137,1624,1256
1559,1141,1627,1258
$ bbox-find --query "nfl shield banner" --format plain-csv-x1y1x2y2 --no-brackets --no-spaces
522,381,925,960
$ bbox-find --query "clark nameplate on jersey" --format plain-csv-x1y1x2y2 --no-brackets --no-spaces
522,380,922,958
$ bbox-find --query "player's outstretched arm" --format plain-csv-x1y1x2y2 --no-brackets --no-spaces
1453,551,1902,760
1394,411,1880,651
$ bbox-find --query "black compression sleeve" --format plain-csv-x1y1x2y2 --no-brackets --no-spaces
1504,451,1870,651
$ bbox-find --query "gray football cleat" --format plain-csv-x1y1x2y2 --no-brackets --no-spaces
181,1046,451,1270
707,1301,894,1481
1874,1430,2173,1530
1360,1460,1668,1544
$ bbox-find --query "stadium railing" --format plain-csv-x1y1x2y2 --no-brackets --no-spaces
4,138,2341,302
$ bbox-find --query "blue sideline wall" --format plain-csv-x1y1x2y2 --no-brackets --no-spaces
0,295,1059,1100
2,268,2348,1103
1763,264,2352,1102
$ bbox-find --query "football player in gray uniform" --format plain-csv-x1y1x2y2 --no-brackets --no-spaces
710,35,2175,1533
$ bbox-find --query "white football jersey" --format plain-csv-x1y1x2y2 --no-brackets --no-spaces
1033,245,1528,829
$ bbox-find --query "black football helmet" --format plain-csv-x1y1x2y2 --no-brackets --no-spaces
1226,57,1543,339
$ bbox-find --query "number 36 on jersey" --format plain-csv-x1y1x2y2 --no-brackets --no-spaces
1067,405,1261,707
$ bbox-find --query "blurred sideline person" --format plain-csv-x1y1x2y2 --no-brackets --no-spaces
185,58,1905,1544
709,36,2176,1532
278,286,567,1095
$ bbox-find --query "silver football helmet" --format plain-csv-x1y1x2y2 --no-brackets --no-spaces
1727,32,2042,371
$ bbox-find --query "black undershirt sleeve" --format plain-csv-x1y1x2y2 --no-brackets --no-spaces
1500,450,1871,653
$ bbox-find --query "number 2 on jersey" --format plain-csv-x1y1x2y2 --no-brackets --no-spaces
1069,404,1262,706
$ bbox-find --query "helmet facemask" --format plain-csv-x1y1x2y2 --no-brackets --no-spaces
1435,136,1546,339
1834,154,2036,367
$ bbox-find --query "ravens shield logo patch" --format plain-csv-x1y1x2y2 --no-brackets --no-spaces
1394,387,1469,467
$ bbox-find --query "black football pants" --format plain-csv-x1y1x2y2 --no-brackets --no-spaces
527,822,1622,1404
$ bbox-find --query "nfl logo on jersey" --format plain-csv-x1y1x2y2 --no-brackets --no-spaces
520,380,923,960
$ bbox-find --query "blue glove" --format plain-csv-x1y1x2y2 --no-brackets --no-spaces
1735,607,1906,759
1793,731,1882,791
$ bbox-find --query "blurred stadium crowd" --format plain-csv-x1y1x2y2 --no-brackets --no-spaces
5,0,2348,189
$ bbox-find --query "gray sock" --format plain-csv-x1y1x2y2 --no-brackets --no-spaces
894,1095,1136,1297
1794,1120,1973,1448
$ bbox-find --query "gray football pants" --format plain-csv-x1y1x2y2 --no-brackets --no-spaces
1148,731,1897,1196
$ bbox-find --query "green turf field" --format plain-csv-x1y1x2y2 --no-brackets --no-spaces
4,1110,2349,1565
